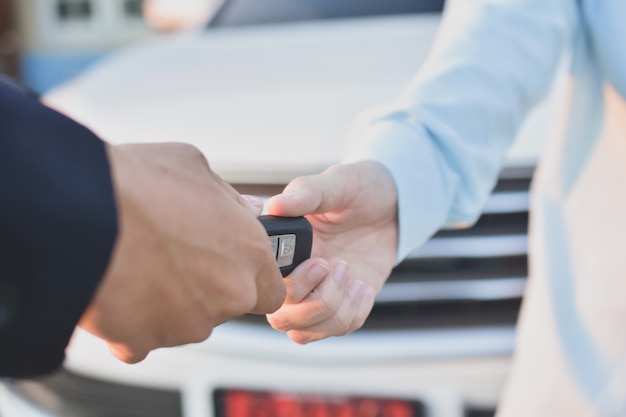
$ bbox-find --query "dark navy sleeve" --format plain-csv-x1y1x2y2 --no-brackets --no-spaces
0,77,118,377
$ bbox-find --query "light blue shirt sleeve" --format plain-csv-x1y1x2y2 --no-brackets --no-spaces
343,0,579,262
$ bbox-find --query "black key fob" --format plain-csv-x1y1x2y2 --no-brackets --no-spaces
259,215,312,277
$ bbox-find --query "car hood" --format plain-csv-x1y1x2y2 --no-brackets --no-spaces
45,15,440,183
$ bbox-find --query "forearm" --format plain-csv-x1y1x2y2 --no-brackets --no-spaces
0,78,118,377
345,0,578,260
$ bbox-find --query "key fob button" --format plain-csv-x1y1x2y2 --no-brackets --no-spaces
277,234,296,267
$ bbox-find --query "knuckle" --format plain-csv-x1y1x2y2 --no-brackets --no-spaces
352,298,375,331
351,315,367,333
234,294,260,320
312,291,337,319
331,314,351,336
266,290,286,314
267,310,292,332
284,175,313,194
324,164,342,176
244,227,272,260
174,142,201,156
177,143,211,168
232,289,258,316
287,176,307,189
159,322,214,347
229,275,259,311
288,331,314,345
186,327,213,345
113,344,147,364
127,353,147,364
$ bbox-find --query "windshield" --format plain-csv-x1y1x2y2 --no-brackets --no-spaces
209,0,445,28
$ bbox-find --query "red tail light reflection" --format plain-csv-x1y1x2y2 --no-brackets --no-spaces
214,389,424,417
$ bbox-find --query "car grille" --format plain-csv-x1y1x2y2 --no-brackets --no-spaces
17,371,182,417
16,371,496,417
234,166,532,332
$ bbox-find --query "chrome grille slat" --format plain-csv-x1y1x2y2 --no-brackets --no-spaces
406,234,528,259
376,277,527,303
481,191,529,214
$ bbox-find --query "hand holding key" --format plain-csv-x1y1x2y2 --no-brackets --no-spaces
79,143,285,363
265,161,398,344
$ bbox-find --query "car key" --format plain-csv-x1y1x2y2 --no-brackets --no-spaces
259,215,312,277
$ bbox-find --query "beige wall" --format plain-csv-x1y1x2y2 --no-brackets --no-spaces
12,0,153,52
0,0,20,77
13,0,38,49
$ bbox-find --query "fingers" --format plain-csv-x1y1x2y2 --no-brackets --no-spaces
101,141,288,365
283,258,330,304
267,261,348,333
263,162,398,345
169,152,283,314
284,282,375,344
267,261,376,343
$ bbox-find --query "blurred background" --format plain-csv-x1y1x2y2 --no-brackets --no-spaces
0,0,221,93
0,1,566,416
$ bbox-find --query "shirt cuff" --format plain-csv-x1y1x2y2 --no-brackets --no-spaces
343,118,460,264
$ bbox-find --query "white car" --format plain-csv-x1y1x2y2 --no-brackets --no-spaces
6,0,566,416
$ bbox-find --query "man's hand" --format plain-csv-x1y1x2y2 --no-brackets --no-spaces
266,161,398,344
79,143,285,364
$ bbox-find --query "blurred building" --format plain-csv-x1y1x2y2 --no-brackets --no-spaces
12,0,154,92
0,0,19,78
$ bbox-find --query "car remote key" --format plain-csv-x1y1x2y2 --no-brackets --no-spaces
259,215,312,277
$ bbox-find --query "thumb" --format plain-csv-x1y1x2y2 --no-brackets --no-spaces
267,166,349,217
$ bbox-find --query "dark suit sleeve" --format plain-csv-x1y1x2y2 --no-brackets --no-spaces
0,77,118,377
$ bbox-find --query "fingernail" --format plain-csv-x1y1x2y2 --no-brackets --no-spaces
333,262,350,286
307,262,329,284
348,280,365,302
